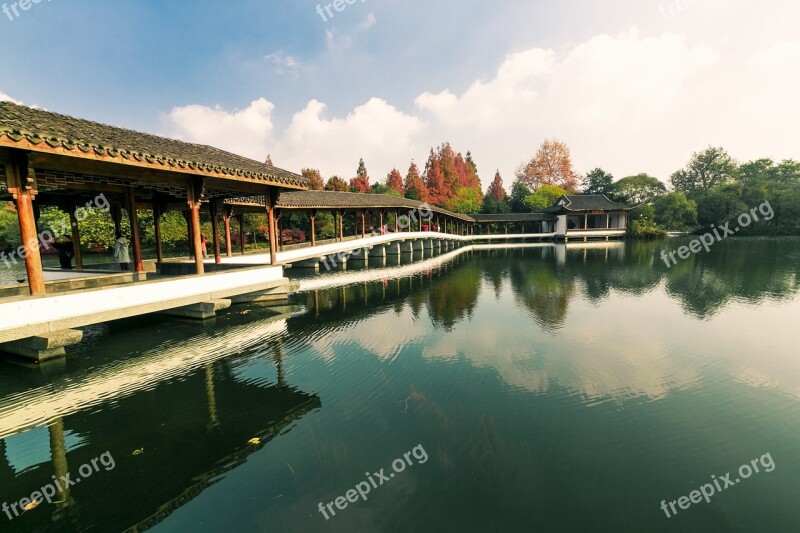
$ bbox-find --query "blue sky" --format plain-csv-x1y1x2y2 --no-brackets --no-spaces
1,0,798,188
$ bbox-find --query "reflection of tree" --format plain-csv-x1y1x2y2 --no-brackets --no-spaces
426,264,482,329
509,260,575,330
662,238,800,318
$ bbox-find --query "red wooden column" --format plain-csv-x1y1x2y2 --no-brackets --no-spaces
265,188,278,265
153,201,164,264
309,209,317,247
223,206,233,257
237,214,246,255
210,199,222,265
186,180,205,275
5,156,45,295
125,187,144,273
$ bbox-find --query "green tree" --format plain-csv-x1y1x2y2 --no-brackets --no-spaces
694,183,747,228
444,187,482,214
671,146,737,200
325,176,349,192
523,185,567,210
509,180,532,212
349,158,370,193
611,174,666,205
581,168,614,195
653,192,698,231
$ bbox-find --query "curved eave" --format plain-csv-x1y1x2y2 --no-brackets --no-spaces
0,135,309,190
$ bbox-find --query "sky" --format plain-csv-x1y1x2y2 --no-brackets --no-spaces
1,0,798,191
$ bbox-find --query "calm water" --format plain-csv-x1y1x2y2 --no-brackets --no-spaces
1,238,799,532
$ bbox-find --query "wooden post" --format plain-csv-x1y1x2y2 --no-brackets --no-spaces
277,213,283,251
223,206,233,257
338,210,344,241
379,210,384,234
125,187,144,273
111,204,122,237
361,210,366,239
237,213,246,255
5,157,45,295
310,209,316,247
265,188,278,265
68,200,83,270
394,209,399,232
153,201,163,264
210,200,222,265
584,213,588,230
186,180,204,275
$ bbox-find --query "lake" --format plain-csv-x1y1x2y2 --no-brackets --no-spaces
1,237,799,532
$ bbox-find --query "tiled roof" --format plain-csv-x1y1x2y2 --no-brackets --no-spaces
0,101,307,189
546,194,634,212
470,213,556,223
275,191,475,221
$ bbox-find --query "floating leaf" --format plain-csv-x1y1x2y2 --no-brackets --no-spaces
132,448,144,456
248,438,261,446
23,500,39,512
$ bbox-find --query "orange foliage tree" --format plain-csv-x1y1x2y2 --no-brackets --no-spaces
404,162,428,202
386,168,404,195
516,138,579,192
302,168,325,191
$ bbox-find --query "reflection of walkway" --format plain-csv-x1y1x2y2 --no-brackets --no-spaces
0,307,300,439
0,332,320,531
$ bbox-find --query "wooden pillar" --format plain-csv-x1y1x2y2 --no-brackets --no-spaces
186,180,204,275
584,213,588,230
379,210,384,233
125,187,144,273
361,210,366,239
338,210,344,241
6,158,45,295
68,200,83,270
210,200,222,265
223,206,233,257
606,213,610,229
265,188,278,265
237,213,246,255
277,213,283,251
310,210,316,247
111,204,122,237
153,201,163,264
394,210,399,232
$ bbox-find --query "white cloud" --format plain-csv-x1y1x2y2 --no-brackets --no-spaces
166,98,276,160
358,12,377,31
164,29,800,187
264,50,304,76
0,91,22,105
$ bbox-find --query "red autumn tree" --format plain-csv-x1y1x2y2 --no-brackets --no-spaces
516,138,579,192
386,168,404,195
302,168,325,191
404,162,428,202
488,171,507,202
424,149,450,206
465,151,482,189
349,158,371,193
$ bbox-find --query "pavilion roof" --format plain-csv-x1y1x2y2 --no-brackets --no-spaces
273,190,476,222
545,194,635,212
0,101,307,189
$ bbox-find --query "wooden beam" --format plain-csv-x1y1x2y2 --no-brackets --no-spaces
68,200,83,269
153,201,163,263
223,206,233,257
125,187,144,273
187,179,205,275
309,209,316,247
210,200,222,265
265,188,278,265
5,156,45,295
